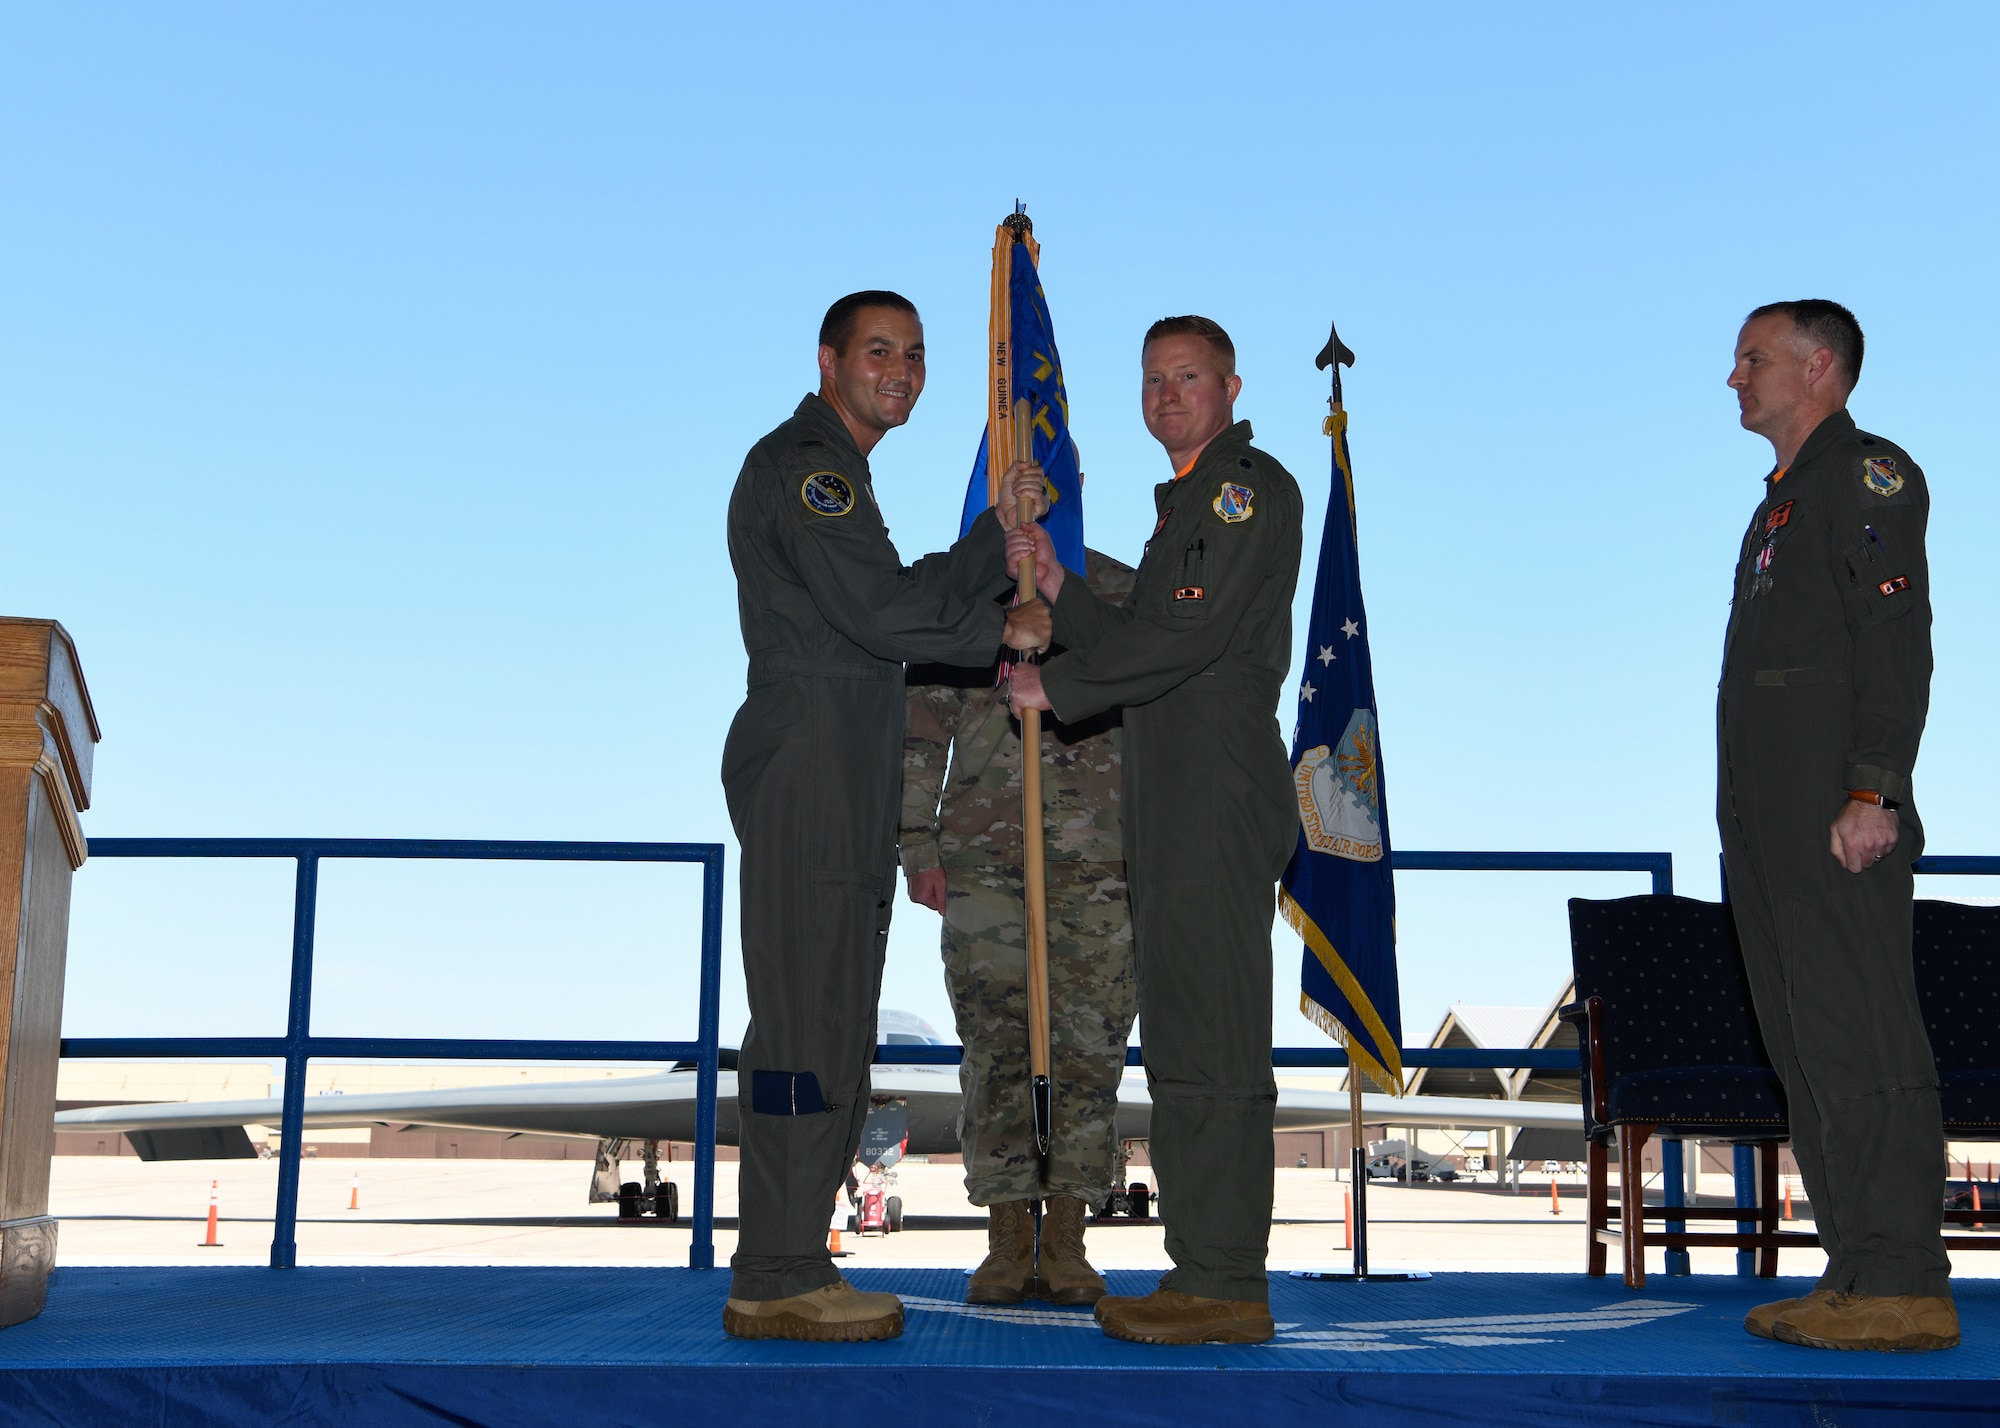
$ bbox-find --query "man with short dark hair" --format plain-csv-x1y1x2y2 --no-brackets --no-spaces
721,291,1050,1341
1719,299,1956,1352
1012,316,1302,1344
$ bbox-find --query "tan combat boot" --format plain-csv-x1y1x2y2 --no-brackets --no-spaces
1038,1195,1108,1306
1095,1287,1275,1345
1745,1288,1836,1340
721,1279,903,1342
967,1199,1038,1305
1771,1291,1960,1352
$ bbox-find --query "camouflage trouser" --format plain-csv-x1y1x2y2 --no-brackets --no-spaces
940,861,1137,1205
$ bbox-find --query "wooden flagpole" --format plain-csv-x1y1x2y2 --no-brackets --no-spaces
1013,395,1054,1154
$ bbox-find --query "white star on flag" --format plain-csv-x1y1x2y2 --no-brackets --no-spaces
1341,618,1361,639
1301,682,1316,702
1318,645,1335,666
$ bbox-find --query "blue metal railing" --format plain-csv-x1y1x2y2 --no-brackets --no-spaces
876,850,1674,1072
61,838,725,1271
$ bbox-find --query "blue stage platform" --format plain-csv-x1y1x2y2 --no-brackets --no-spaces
0,1266,1991,1426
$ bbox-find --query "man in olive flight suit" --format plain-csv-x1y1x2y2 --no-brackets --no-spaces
1719,300,1955,1353
901,548,1139,1307
721,290,1050,1342
1012,316,1302,1345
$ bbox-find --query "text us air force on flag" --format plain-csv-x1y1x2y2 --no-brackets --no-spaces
1280,399,1404,1091
959,223,1085,573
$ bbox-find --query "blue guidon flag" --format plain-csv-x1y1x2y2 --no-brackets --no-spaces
960,209,1085,574
1280,331,1404,1093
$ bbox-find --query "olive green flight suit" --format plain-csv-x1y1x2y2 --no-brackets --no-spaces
1716,408,1948,1299
1039,421,1303,1304
723,393,1013,1301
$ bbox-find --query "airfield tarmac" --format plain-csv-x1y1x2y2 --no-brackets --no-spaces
55,1156,1982,1281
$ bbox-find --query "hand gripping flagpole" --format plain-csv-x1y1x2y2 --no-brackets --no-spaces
993,205,1054,1156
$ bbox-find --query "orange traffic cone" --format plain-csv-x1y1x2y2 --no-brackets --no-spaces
199,1179,222,1247
1550,1178,1561,1216
1342,1189,1353,1251
348,1171,360,1211
1783,1179,1794,1220
828,1227,843,1254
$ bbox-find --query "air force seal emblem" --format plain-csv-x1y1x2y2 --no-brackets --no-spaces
1862,456,1904,498
1295,709,1383,863
801,470,856,517
1212,481,1254,523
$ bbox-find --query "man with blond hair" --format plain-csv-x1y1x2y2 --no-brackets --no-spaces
1012,316,1302,1344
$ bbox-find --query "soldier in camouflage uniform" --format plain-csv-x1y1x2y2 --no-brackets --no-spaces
901,548,1138,1306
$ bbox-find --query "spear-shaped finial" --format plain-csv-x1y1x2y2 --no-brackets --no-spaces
1316,318,1356,415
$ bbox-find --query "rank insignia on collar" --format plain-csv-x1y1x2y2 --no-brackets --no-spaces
1764,500,1794,534
800,470,856,517
1212,482,1254,524
1862,456,1904,497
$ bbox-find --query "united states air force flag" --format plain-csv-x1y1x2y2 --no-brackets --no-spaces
959,220,1086,573
1280,405,1404,1091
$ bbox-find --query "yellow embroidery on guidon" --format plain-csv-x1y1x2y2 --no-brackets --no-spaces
1213,481,1254,523
801,470,856,517
1861,456,1904,498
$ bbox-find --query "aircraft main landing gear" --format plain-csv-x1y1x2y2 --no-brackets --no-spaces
1093,1181,1151,1222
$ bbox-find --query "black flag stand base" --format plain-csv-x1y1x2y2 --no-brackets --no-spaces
1289,1073,1430,1283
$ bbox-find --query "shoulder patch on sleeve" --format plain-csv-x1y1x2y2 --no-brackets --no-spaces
800,470,856,517
1861,456,1905,498
1212,481,1255,524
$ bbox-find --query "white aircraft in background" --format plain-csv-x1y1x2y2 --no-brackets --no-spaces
56,1010,1581,1218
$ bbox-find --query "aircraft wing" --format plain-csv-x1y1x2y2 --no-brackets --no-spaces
59,1063,1577,1159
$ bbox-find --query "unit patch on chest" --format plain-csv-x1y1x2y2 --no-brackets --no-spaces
1764,500,1794,535
1212,482,1255,524
1862,456,1905,498
800,470,856,517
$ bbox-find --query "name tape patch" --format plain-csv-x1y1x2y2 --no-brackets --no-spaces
1173,586,1205,602
1878,575,1910,596
801,470,855,517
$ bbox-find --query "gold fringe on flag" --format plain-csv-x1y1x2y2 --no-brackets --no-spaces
1281,887,1405,1094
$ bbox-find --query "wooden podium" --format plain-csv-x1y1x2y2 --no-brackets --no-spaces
0,619,97,1327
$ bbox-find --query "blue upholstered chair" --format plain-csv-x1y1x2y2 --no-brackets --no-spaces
1560,895,1813,1287
1917,900,2000,1137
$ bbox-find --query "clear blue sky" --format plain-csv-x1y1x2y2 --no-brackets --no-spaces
7,4,1996,1056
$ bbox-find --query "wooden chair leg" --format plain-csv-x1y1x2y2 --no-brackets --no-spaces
1758,1141,1780,1277
1587,1137,1609,1276
1619,1123,1653,1289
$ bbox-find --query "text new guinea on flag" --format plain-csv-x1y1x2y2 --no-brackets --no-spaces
1280,402,1404,1091
959,213,1085,572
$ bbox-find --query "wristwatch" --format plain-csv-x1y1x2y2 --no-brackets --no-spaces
1847,789,1904,811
